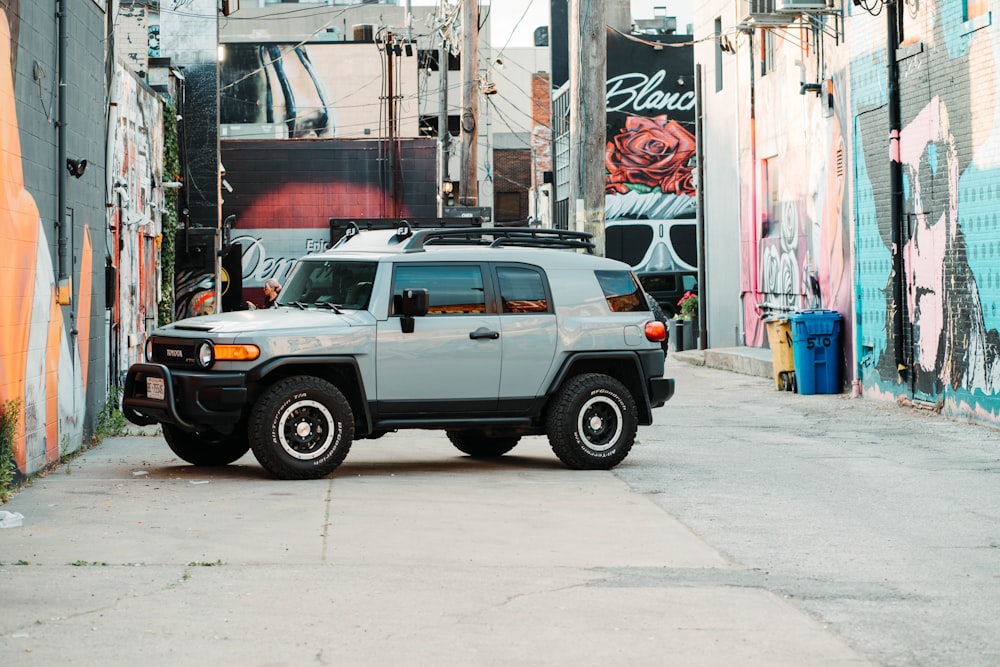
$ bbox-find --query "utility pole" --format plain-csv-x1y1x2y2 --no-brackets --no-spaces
437,37,450,216
460,0,478,208
386,31,398,218
569,0,607,254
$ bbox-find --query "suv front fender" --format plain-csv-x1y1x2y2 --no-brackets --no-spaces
247,355,374,436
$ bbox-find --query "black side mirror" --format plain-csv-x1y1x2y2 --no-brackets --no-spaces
398,288,429,333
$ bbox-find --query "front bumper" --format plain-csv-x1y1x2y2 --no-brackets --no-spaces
122,363,248,433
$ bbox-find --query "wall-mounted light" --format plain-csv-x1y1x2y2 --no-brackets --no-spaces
66,158,87,179
441,181,454,195
217,44,226,62
162,181,183,189
800,82,822,96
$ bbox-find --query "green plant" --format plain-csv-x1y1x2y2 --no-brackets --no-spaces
94,386,128,443
159,103,180,327
0,398,21,502
678,291,699,320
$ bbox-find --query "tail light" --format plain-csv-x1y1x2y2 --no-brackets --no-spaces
644,321,666,342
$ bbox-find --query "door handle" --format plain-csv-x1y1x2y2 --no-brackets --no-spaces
469,327,500,340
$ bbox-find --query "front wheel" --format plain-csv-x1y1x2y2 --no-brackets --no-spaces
546,373,638,470
162,423,250,466
249,376,354,480
446,430,521,457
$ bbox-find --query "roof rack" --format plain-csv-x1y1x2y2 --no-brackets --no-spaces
329,218,481,247
404,228,595,253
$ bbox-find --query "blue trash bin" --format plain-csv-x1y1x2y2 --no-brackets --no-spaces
788,309,842,395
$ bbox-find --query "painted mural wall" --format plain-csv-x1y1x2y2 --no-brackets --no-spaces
220,139,438,306
851,1,1000,420
219,42,420,140
732,17,853,377
1,3,106,477
604,29,698,278
106,62,164,384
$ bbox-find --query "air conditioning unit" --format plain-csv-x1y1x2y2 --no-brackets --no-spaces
739,0,798,26
776,0,832,11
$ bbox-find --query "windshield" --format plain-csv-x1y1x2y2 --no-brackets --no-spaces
278,260,378,309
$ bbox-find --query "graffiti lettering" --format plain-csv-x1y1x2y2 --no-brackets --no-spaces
233,234,298,284
607,71,696,114
305,238,329,254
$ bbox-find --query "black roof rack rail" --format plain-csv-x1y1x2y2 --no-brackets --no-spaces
403,228,595,253
329,217,481,246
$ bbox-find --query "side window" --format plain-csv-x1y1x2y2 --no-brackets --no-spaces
393,264,486,315
595,270,648,313
497,266,550,314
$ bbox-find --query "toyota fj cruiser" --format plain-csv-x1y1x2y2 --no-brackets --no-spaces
122,223,674,479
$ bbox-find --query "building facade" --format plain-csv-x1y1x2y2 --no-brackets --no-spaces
695,0,1000,422
2,0,113,476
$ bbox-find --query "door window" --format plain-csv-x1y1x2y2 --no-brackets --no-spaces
392,264,487,315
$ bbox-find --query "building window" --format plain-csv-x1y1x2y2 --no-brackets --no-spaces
714,18,723,92
965,0,989,21
761,30,775,77
763,157,780,237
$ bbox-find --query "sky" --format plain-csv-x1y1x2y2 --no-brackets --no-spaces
411,1,696,49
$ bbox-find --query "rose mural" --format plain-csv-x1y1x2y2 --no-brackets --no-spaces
605,114,696,196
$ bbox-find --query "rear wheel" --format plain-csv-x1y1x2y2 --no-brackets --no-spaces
162,423,250,466
249,376,354,480
546,373,638,470
446,430,521,457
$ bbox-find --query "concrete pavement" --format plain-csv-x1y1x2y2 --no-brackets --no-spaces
0,415,866,665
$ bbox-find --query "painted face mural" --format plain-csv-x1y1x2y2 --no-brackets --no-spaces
900,96,999,395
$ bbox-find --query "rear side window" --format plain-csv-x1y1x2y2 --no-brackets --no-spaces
595,270,648,312
393,264,487,315
497,266,550,313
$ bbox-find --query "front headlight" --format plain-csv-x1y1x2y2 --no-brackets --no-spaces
196,341,215,369
145,338,154,362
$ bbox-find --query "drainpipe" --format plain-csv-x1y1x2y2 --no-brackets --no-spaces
695,63,707,350
886,1,906,376
56,0,70,306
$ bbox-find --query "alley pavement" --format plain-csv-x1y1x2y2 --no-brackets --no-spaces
5,349,997,666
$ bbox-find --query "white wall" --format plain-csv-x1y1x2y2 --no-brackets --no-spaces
693,1,744,347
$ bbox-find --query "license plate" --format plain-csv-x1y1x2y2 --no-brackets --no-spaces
146,377,165,401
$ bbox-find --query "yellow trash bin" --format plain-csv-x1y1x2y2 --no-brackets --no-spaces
765,317,796,391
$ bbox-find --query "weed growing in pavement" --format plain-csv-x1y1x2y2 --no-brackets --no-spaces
94,386,128,442
0,399,21,502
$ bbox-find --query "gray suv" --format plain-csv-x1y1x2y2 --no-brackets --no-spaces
123,224,674,479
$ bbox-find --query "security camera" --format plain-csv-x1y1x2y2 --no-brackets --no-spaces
66,158,87,179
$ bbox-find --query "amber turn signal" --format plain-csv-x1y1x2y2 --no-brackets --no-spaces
214,344,261,361
644,321,666,342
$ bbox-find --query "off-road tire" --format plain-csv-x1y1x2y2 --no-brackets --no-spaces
446,430,521,457
249,376,354,480
546,373,638,470
162,423,250,466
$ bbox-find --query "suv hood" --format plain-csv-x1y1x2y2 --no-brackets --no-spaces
164,308,372,335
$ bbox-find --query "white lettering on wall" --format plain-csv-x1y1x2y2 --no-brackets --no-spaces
607,71,696,114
